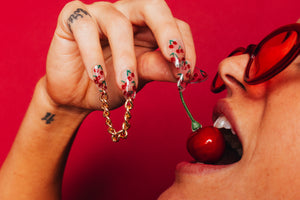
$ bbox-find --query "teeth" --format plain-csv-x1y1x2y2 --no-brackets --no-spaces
213,115,236,134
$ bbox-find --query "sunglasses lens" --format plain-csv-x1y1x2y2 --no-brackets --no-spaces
211,72,224,93
247,31,298,82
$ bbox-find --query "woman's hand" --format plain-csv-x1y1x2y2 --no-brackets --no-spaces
46,0,198,112
0,2,201,199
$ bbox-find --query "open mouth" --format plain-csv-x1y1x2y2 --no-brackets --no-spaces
212,115,243,165
188,115,243,166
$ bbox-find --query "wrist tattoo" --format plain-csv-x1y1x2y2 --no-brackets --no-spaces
67,8,91,30
41,112,55,124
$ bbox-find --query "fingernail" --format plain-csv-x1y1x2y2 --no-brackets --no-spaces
177,60,192,82
177,74,187,92
93,65,107,92
168,39,185,69
177,67,208,92
190,67,208,84
120,69,137,99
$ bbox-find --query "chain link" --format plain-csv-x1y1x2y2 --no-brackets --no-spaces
99,90,134,142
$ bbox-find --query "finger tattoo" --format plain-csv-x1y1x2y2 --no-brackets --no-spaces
67,8,91,31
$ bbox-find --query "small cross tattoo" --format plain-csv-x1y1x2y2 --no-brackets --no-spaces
41,112,55,124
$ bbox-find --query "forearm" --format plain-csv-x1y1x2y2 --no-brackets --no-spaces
0,78,90,200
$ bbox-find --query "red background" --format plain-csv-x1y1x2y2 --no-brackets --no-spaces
0,0,299,199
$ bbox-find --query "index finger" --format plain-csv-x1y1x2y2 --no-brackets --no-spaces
114,0,196,82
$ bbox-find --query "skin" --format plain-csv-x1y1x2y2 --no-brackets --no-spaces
0,0,196,199
158,45,300,199
0,0,299,199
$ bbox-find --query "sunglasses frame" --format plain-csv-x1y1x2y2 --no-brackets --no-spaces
211,23,300,93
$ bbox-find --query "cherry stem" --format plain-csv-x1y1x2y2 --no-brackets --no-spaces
179,91,202,132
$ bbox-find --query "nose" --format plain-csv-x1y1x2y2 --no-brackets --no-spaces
217,54,249,96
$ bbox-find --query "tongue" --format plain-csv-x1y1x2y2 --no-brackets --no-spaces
216,128,242,165
215,143,241,165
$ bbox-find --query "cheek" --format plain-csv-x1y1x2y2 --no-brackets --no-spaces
249,125,300,196
249,87,300,195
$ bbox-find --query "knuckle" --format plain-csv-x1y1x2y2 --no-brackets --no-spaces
90,1,112,9
143,0,166,11
110,15,132,32
63,1,84,13
60,1,85,19
177,20,191,31
148,0,165,4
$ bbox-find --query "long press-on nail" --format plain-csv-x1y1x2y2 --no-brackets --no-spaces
168,39,193,83
121,69,137,99
177,67,208,92
177,60,192,81
93,65,107,92
168,39,185,69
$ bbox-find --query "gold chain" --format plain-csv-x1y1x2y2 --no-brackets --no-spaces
99,90,133,142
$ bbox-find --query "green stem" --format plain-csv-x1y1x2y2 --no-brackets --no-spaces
179,91,202,132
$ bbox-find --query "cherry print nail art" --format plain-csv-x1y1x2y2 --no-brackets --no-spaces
168,39,185,68
178,60,193,80
121,69,137,99
177,67,208,92
93,65,107,92
168,39,194,82
190,67,208,83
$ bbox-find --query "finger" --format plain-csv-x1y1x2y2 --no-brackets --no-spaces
175,19,207,91
89,2,137,99
114,0,193,82
137,51,207,92
171,19,195,89
58,1,107,92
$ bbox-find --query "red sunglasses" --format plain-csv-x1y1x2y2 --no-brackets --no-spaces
211,23,300,93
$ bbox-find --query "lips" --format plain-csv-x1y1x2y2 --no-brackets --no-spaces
177,99,243,174
206,115,242,166
213,100,243,164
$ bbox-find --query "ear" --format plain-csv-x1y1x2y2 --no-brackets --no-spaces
297,18,300,23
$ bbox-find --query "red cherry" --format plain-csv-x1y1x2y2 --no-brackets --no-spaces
173,41,177,45
169,45,174,49
187,126,225,163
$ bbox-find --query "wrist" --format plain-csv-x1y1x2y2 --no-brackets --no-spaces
0,77,91,199
33,77,90,127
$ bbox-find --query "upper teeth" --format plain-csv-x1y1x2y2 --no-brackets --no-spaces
213,115,236,135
